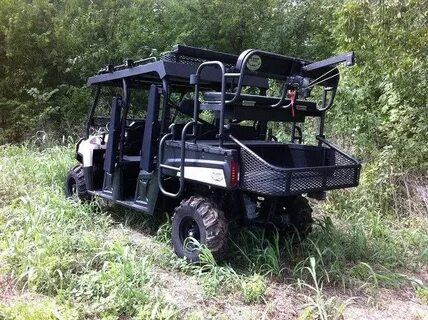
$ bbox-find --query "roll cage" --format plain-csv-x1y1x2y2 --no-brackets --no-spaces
86,44,354,147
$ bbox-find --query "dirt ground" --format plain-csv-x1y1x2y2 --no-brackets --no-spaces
2,230,428,320
157,267,428,320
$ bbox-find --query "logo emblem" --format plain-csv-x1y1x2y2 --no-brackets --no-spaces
246,54,262,71
211,172,223,182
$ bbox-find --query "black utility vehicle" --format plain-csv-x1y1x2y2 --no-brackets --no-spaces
65,45,361,262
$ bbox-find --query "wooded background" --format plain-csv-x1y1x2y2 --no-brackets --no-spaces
0,2,427,317
0,0,427,175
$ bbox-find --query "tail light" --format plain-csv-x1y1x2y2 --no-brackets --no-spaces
230,159,239,187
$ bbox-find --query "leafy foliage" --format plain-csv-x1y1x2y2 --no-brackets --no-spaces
331,0,428,172
1,0,426,177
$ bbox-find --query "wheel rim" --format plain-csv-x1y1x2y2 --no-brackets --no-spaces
179,217,201,252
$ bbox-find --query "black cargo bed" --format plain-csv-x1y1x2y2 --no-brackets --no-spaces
228,136,361,196
164,137,361,196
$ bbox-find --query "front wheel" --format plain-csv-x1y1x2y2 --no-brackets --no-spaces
65,165,91,201
172,196,228,263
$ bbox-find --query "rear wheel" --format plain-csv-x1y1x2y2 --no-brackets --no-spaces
261,196,313,236
172,196,228,262
283,196,313,235
65,165,91,201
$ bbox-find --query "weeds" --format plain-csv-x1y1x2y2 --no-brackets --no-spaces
0,145,180,319
241,273,267,303
297,257,355,320
416,287,428,306
0,143,427,318
230,229,285,277
195,242,243,297
0,298,78,320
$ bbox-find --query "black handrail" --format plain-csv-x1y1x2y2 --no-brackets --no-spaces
158,120,196,198
193,61,227,147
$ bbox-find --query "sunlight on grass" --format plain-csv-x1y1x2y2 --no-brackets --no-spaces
0,143,427,319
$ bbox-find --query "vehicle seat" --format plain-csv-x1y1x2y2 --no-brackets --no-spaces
227,124,259,140
177,99,194,117
124,120,145,156
204,92,318,111
171,122,217,140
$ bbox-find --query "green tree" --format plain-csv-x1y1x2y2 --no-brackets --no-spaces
332,0,428,171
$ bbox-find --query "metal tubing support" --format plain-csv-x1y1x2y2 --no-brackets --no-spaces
119,78,131,161
158,121,195,198
318,113,325,147
291,122,297,143
158,131,176,197
192,74,200,138
160,78,170,134
302,52,355,72
227,50,296,109
193,61,227,147
316,135,360,163
86,86,101,138
318,87,337,112
140,84,161,172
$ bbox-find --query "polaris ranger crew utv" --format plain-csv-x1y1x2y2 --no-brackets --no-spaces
65,45,361,262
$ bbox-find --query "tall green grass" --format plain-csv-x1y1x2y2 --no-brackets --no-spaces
0,143,427,319
0,145,179,319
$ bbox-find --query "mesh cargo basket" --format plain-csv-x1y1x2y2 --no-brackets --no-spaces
232,137,361,196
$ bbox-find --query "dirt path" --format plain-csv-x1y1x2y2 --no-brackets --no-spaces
128,229,428,320
1,228,427,320
343,287,428,320
156,273,428,319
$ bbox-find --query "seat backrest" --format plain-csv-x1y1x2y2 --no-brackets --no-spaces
171,122,217,140
236,49,304,81
177,99,194,117
124,120,145,156
235,49,340,88
227,124,259,140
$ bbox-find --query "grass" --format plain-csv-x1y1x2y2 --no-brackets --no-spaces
0,143,427,319
297,257,355,320
0,298,78,320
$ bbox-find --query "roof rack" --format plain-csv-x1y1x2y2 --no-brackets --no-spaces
87,45,270,89
160,44,238,69
97,57,157,75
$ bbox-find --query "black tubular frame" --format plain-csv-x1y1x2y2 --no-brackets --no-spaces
302,52,355,72
202,50,297,108
191,49,352,147
83,44,357,199
232,49,299,108
158,120,196,198
119,78,131,161
86,86,101,138
193,61,227,147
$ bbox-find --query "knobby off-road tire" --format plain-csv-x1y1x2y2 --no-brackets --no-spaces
261,195,313,236
284,196,313,236
65,165,91,201
172,196,228,263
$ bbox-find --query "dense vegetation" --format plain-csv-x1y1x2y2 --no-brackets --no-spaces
1,139,427,319
1,0,427,172
0,0,427,319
